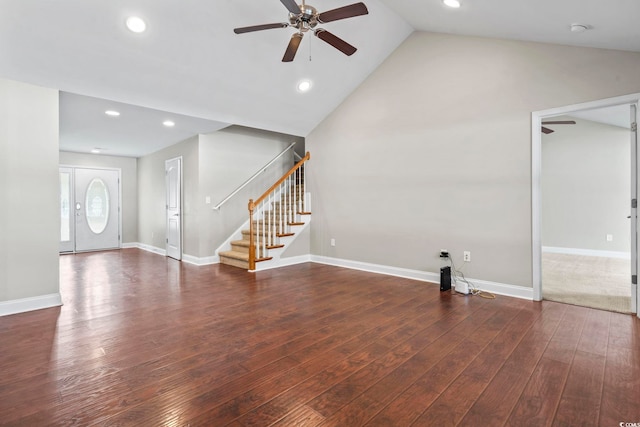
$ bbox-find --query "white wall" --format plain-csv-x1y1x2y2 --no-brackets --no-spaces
59,152,138,244
542,118,630,253
306,32,640,288
0,78,60,312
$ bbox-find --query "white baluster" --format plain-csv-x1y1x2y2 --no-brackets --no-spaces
268,192,273,246
296,166,303,217
261,200,266,258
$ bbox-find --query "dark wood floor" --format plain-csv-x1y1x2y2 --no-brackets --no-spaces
1,249,639,426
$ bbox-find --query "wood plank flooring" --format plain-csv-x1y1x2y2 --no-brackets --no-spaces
1,248,639,426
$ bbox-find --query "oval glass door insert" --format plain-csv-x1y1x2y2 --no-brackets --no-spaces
85,178,110,234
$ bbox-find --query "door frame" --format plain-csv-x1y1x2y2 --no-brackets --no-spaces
59,167,75,253
165,157,183,260
60,165,123,252
532,93,640,317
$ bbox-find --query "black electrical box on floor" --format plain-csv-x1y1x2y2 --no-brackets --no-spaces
440,266,451,291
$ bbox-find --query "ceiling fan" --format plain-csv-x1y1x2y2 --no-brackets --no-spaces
233,0,369,62
541,120,576,134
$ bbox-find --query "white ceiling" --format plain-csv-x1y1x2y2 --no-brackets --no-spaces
59,93,229,157
1,0,639,157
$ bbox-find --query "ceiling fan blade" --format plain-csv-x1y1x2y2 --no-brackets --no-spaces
318,2,369,23
282,33,304,62
541,120,576,125
314,29,357,56
541,126,554,134
234,23,289,34
280,0,301,14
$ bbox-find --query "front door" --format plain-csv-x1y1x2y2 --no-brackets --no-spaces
166,157,182,260
60,167,120,252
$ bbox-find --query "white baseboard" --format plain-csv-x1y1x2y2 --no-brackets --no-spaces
251,255,312,272
456,276,534,300
121,242,138,249
310,255,533,300
126,243,219,265
311,255,440,283
130,242,167,256
543,246,630,259
0,293,63,317
115,248,535,300
182,254,219,266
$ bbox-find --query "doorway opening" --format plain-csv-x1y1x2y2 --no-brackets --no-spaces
532,94,639,316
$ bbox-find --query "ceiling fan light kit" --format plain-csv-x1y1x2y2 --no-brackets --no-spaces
234,0,369,62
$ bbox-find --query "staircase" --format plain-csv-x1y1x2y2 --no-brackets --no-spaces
218,152,310,271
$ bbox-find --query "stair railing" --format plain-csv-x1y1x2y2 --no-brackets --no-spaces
212,142,297,210
248,152,310,270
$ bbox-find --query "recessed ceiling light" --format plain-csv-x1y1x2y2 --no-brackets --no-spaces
126,16,147,33
163,120,175,127
297,80,312,93
570,24,588,33
91,148,102,154
105,110,120,117
443,0,461,8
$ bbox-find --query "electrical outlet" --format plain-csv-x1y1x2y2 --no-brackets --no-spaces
606,234,613,242
463,251,471,262
330,238,336,247
205,196,211,204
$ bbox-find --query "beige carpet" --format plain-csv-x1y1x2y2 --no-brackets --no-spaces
542,253,632,313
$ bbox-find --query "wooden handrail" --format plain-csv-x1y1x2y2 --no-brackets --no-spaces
247,151,310,271
249,151,310,212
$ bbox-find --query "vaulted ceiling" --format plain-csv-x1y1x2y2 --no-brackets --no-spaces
1,0,638,157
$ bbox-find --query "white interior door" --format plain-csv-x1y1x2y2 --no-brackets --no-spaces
59,167,75,252
166,157,182,260
74,168,120,252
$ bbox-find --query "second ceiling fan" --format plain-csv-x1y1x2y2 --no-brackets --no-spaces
234,0,368,62
541,120,576,134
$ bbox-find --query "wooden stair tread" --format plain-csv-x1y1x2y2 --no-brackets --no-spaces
218,250,249,261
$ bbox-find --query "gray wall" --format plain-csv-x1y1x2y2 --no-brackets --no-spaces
306,31,640,288
199,126,303,256
59,152,138,244
542,118,630,252
138,136,199,255
0,78,59,302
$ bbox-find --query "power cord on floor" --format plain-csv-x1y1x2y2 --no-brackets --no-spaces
448,256,496,299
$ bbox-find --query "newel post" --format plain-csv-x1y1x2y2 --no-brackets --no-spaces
248,199,256,270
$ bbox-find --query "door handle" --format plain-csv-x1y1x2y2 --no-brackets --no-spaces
173,214,180,217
